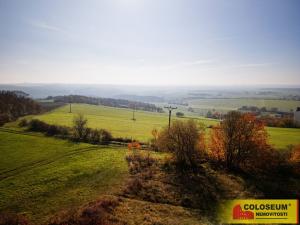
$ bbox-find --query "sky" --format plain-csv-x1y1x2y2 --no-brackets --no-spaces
0,0,299,86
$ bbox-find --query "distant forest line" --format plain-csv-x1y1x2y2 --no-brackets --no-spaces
0,91,164,126
46,95,163,113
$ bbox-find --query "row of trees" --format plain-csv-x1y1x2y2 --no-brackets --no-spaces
258,115,300,128
47,95,164,113
20,114,113,145
153,111,299,174
0,91,41,126
72,114,112,144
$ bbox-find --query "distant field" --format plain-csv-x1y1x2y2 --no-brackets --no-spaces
22,103,300,149
267,127,300,149
188,98,300,112
0,130,128,224
29,103,218,141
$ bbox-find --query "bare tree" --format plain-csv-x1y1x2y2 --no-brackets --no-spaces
157,119,206,170
73,114,88,140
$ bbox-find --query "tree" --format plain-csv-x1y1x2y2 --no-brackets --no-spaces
157,119,206,170
176,112,184,117
206,111,212,118
0,91,41,126
99,129,112,144
209,111,271,170
73,114,88,140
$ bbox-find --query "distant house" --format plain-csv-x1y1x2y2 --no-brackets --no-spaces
294,107,300,123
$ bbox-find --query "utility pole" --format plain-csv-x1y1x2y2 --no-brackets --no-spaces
132,104,136,121
69,96,72,113
164,106,177,129
132,105,136,121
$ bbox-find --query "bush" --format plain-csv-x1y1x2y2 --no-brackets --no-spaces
0,212,29,225
176,112,184,117
46,124,70,137
23,117,113,145
149,128,159,151
78,128,112,144
126,152,157,174
86,128,101,144
99,129,112,144
112,137,132,143
18,119,28,127
27,119,50,132
72,114,88,141
48,196,121,225
0,114,10,126
26,119,70,138
290,145,300,175
157,120,206,171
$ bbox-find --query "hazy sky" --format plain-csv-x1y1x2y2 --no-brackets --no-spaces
0,0,299,86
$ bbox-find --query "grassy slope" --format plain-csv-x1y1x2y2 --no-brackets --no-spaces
267,127,300,149
30,104,218,141
0,130,128,224
28,104,300,149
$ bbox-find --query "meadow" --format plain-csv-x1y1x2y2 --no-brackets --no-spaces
0,130,129,224
1,103,300,224
28,104,218,141
187,98,300,112
23,103,300,149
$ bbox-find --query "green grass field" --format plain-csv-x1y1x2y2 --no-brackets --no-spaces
28,104,219,142
1,104,300,224
0,130,129,224
188,98,300,112
24,103,300,149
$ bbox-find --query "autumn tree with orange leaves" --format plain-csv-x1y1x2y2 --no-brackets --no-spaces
209,111,273,170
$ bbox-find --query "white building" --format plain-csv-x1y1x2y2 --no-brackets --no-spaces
294,107,300,123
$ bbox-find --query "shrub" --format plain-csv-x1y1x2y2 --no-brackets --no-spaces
48,197,121,225
72,114,88,141
149,128,159,151
18,118,28,127
126,152,157,174
157,119,206,171
176,112,184,117
26,119,70,138
99,129,112,144
0,212,29,225
127,141,141,151
46,124,70,137
83,128,112,144
87,128,101,144
112,137,132,143
290,145,300,175
290,145,300,163
27,119,50,132
0,114,10,126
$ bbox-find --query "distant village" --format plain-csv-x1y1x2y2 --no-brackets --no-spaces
205,106,300,128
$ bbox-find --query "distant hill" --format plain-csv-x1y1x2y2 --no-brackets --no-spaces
0,84,169,99
115,94,164,103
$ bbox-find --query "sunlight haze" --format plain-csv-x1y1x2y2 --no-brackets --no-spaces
0,0,299,86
